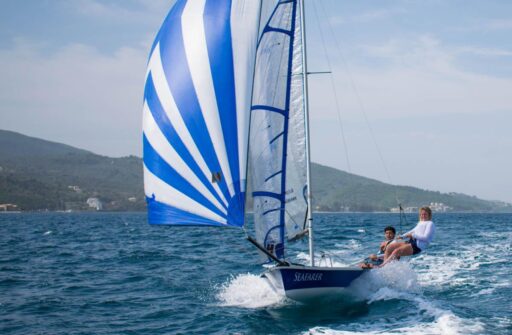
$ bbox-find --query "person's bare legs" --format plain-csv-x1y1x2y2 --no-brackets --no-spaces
380,244,414,267
382,242,405,261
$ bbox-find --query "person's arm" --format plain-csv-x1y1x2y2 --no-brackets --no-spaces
403,227,415,239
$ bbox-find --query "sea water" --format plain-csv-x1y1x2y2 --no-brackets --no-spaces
0,212,510,334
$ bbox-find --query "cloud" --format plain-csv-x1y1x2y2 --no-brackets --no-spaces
451,18,512,33
73,0,171,23
326,7,406,26
484,18,512,31
309,34,512,121
0,39,147,156
455,46,512,57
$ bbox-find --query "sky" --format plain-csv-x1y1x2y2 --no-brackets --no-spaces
1,0,511,203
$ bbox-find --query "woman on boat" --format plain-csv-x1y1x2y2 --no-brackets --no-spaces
379,206,436,267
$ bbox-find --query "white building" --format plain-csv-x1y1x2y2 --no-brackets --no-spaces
429,202,452,212
86,198,103,210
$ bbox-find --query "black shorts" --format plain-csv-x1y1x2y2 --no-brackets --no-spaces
406,239,422,255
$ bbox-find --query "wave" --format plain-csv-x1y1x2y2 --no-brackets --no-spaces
215,273,285,308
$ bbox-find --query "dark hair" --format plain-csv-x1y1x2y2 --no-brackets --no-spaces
384,226,396,234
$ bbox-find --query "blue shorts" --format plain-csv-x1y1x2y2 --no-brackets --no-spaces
406,239,422,255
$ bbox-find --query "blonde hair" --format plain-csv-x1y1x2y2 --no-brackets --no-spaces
419,206,432,220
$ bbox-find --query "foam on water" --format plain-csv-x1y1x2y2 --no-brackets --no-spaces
307,312,485,335
1,212,508,334
302,258,486,335
307,266,485,334
215,273,284,308
416,236,511,292
350,261,421,300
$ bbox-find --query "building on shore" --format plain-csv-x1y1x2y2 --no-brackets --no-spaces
390,202,452,213
86,198,103,211
0,204,18,211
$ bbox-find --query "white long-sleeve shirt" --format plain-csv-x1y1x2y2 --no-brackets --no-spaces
405,220,436,250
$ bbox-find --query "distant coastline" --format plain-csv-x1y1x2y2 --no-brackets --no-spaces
1,129,511,213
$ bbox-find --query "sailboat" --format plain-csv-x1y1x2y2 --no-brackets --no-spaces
142,0,364,302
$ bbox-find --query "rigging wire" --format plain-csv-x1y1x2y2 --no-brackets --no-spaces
310,1,352,174
317,0,403,209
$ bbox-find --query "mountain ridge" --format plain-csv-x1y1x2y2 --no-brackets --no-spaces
1,129,510,212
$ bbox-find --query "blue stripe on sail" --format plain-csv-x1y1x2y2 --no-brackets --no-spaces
143,135,227,221
252,191,283,201
263,208,281,216
147,0,187,63
157,0,233,205
227,180,244,227
269,131,284,145
146,196,225,226
276,0,298,256
262,26,292,37
144,74,227,211
251,105,286,116
265,170,282,182
203,0,242,199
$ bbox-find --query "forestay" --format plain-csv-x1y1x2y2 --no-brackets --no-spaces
142,0,261,226
250,0,308,260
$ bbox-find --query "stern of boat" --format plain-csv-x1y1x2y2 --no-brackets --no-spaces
262,265,365,303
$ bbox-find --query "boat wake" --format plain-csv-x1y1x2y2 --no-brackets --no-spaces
350,260,421,300
305,261,485,334
216,273,285,308
307,292,485,335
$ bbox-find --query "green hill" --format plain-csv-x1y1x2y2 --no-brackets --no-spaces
310,164,511,212
0,130,144,211
1,129,510,212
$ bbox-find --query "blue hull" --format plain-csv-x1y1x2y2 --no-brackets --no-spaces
262,265,365,302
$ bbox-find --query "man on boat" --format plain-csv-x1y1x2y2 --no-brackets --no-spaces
379,207,436,267
360,226,396,269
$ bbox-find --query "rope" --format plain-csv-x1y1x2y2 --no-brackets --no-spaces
310,1,352,173
316,0,404,210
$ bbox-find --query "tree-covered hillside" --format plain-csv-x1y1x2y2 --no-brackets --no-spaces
310,164,510,212
0,130,144,211
1,129,510,212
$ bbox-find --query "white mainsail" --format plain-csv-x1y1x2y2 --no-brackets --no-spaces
250,0,308,260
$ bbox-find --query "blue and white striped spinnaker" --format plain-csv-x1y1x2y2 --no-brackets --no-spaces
143,0,262,226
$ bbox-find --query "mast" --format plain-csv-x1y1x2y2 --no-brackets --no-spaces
299,0,314,267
